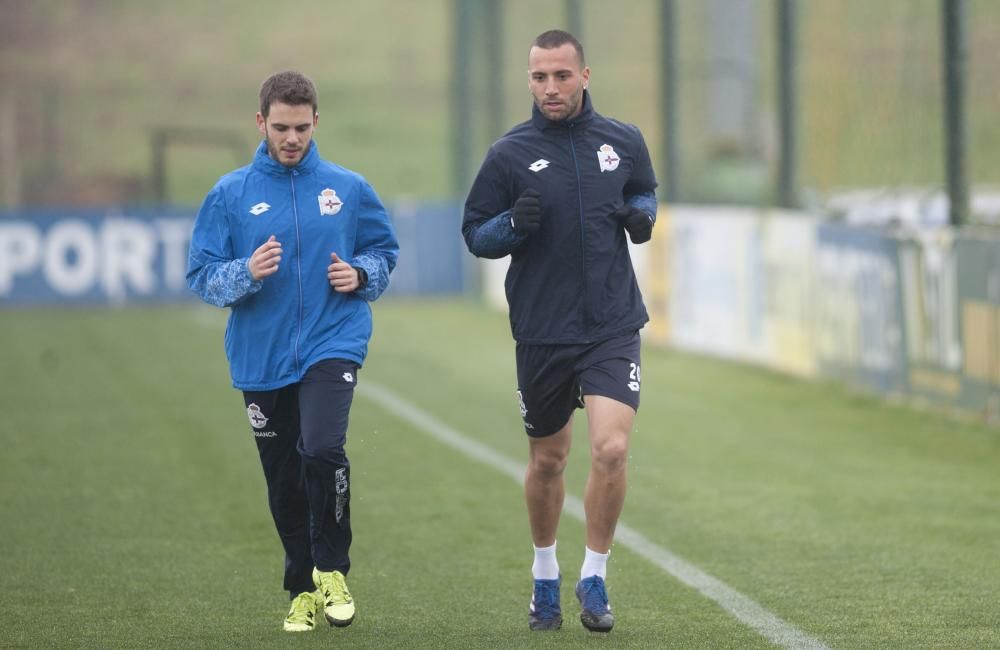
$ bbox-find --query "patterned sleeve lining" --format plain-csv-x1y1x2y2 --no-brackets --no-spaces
465,209,525,259
198,258,263,307
351,253,391,302
627,191,658,222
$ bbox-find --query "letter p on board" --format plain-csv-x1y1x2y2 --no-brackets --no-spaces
0,222,40,294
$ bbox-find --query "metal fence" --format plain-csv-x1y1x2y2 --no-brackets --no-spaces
1,1,997,218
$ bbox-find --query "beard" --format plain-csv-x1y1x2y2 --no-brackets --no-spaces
265,135,304,168
535,89,583,121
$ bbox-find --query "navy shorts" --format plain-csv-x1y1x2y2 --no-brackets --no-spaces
515,332,642,438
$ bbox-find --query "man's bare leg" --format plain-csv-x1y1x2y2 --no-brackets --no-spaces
582,395,634,553
525,419,573,547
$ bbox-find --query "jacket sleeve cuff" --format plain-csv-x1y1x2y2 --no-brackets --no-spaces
465,210,526,259
626,191,658,222
351,253,390,302
199,258,262,307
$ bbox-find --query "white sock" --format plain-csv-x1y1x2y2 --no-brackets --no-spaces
580,546,609,580
532,542,560,580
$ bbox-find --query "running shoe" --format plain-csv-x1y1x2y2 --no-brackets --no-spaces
528,577,562,631
575,575,614,632
283,590,320,632
313,568,356,627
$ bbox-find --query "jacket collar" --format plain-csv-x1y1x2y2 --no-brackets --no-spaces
252,140,321,176
530,89,595,131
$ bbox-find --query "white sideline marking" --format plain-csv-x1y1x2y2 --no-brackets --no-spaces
360,380,830,650
189,309,828,648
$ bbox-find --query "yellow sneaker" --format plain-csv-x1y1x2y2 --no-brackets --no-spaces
283,590,320,632
312,568,356,627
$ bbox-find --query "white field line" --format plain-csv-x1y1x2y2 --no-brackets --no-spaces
359,379,831,650
189,311,828,649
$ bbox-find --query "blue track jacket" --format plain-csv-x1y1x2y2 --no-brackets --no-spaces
462,91,657,344
188,141,399,390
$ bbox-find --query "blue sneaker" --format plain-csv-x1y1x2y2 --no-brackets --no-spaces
528,577,562,631
575,575,614,632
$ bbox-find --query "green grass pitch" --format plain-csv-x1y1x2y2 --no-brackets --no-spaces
1,299,998,648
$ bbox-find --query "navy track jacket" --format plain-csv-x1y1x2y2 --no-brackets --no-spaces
462,91,658,344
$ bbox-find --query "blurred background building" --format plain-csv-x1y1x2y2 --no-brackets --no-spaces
2,0,1000,417
0,0,995,218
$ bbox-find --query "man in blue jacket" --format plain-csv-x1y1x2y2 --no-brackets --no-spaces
187,70,399,633
463,30,657,633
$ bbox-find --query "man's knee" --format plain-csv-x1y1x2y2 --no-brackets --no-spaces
300,442,349,467
591,434,628,475
529,438,570,477
531,447,569,477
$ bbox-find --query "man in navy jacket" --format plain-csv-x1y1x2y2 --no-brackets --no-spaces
188,71,398,633
463,30,657,633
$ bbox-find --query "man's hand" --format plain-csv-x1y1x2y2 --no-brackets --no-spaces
328,252,361,293
614,205,653,244
249,235,282,280
511,188,542,235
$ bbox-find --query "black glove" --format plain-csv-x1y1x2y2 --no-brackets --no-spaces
614,205,653,244
511,189,542,235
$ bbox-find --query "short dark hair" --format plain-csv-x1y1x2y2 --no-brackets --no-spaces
259,71,318,118
531,29,585,67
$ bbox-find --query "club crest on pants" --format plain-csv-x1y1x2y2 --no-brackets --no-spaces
247,403,269,429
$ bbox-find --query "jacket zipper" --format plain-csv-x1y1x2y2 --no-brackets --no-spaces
290,171,303,377
568,125,589,329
